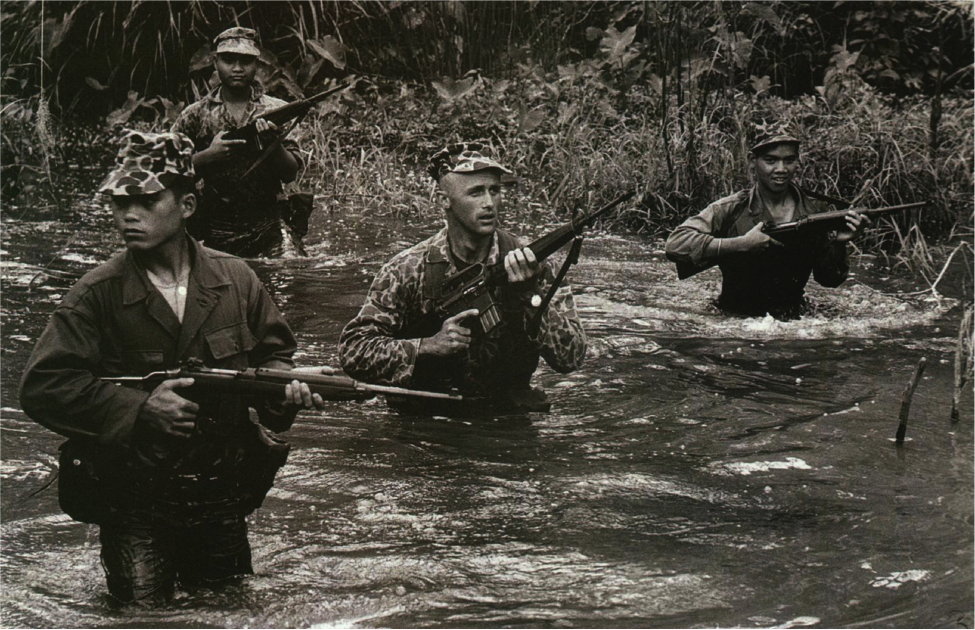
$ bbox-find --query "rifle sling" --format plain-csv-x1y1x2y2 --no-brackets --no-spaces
236,113,306,185
527,236,582,337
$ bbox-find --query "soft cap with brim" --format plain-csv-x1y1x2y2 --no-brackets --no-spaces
428,142,512,182
98,130,195,196
214,26,260,57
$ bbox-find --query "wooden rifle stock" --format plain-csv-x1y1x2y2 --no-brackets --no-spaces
763,201,928,237
103,364,463,402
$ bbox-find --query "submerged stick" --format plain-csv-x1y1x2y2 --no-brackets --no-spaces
895,358,927,445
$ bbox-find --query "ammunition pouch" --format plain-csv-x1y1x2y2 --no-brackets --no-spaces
57,439,108,524
238,426,291,515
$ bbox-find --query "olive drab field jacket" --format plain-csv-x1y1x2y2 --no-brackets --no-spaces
19,236,298,474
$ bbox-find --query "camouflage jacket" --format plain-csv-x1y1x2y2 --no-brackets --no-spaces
665,184,849,318
339,227,587,393
172,82,302,204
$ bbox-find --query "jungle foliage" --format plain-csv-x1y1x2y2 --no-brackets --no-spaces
1,1,972,270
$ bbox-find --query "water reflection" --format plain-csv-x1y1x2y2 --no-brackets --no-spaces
1,194,971,628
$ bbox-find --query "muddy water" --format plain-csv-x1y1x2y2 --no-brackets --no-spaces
1,186,972,628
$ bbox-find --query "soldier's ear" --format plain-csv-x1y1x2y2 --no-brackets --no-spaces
180,192,197,220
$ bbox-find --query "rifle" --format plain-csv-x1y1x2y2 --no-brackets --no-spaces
223,82,350,153
102,363,462,404
427,190,636,335
763,201,928,238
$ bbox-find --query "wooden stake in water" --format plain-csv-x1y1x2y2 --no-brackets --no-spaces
895,358,927,445
951,304,973,422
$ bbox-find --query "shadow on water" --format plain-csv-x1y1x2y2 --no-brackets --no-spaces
1,177,972,627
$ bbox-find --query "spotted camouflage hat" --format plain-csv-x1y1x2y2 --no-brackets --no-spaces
98,130,195,196
428,141,512,182
750,120,800,155
214,26,261,57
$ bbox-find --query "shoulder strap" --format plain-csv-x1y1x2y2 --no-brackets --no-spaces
422,245,450,301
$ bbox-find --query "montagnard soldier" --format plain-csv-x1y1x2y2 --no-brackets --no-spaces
19,130,323,604
664,125,867,320
339,143,587,413
172,27,308,258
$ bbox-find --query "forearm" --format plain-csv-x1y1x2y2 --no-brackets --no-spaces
533,284,587,373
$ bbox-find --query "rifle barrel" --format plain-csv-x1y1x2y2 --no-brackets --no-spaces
765,201,928,235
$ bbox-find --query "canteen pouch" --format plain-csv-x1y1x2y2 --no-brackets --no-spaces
57,439,107,524
239,426,291,515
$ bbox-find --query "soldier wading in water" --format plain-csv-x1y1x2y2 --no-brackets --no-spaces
339,142,587,414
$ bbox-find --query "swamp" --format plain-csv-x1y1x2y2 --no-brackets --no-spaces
1,1,973,628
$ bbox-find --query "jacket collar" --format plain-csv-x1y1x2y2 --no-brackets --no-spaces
121,235,231,306
746,183,811,220
425,226,501,271
207,81,266,105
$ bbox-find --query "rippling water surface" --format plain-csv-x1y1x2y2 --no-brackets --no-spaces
1,183,972,628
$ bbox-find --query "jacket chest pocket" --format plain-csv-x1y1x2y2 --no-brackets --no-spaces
205,322,257,367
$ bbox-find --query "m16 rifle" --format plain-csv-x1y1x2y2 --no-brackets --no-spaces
223,82,349,153
763,201,928,238
423,190,636,336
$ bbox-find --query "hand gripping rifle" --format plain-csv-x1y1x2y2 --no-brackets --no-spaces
763,201,928,238
223,82,350,153
102,362,462,404
426,191,636,336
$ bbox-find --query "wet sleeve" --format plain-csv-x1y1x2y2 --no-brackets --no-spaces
243,267,299,432
528,262,586,373
812,238,850,288
19,301,149,447
665,202,731,279
339,261,422,387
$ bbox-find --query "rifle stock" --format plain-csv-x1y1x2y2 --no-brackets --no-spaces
763,201,928,237
103,364,463,402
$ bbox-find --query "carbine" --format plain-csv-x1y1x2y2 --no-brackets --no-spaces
103,363,462,403
223,82,349,153
763,201,928,238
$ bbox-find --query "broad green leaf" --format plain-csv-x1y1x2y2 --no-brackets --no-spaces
309,36,349,71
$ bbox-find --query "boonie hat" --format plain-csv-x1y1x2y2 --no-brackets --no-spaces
428,142,512,182
98,130,195,196
214,27,261,57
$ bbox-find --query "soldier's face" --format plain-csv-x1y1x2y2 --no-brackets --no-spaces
441,170,503,239
111,189,195,252
752,143,799,194
215,53,258,89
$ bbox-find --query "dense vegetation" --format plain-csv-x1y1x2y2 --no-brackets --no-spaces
2,1,972,277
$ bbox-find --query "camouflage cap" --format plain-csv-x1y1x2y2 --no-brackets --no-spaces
98,130,195,196
214,26,260,57
750,121,800,155
428,142,512,182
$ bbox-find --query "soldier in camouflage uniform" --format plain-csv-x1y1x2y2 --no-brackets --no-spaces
665,125,866,320
172,27,306,258
20,130,323,604
339,143,586,413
